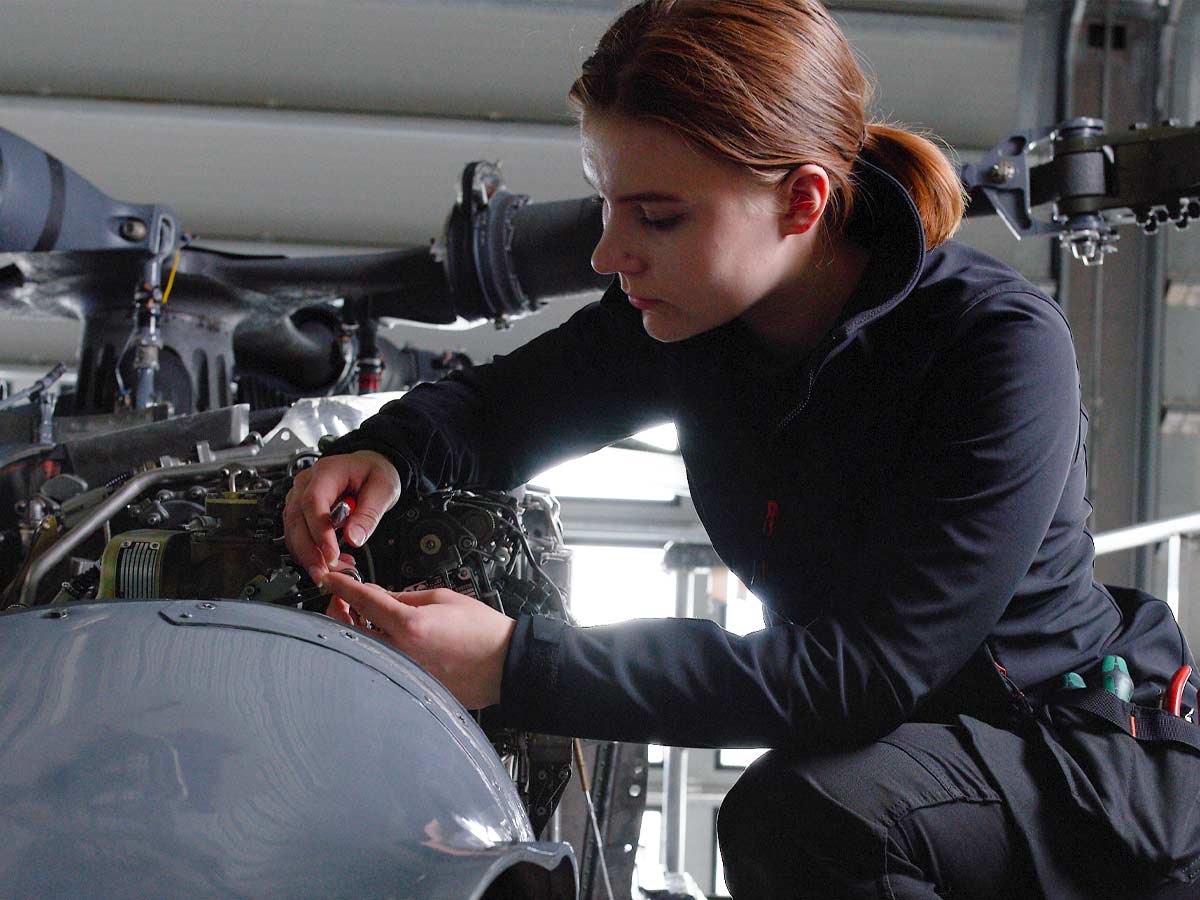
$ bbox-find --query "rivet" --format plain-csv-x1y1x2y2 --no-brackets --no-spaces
341,630,358,641
179,612,193,619
316,633,328,640
198,601,217,610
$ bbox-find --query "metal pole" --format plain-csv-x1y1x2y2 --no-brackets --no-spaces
662,567,692,873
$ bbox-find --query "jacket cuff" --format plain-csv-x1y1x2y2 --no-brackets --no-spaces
498,614,566,730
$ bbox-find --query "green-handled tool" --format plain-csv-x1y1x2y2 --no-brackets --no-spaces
1101,655,1134,701
1062,672,1086,690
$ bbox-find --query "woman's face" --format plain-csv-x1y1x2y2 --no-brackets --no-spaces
582,114,818,344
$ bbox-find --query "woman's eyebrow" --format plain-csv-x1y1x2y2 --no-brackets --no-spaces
582,172,685,204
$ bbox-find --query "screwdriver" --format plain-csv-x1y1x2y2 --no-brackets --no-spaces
1062,672,1086,690
1101,655,1134,702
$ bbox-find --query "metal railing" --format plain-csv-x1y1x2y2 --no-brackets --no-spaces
1093,510,1200,619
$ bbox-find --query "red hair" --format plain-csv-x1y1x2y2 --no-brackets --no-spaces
568,0,965,249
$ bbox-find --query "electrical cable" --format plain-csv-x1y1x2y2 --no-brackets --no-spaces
161,240,185,305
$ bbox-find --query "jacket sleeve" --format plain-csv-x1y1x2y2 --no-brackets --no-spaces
326,281,675,492
497,289,1083,748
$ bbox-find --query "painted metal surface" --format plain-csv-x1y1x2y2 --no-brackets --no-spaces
0,599,574,899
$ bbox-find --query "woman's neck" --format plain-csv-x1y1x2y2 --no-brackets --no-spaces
740,233,872,361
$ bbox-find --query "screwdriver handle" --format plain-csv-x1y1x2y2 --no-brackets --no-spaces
1062,672,1086,690
1101,655,1134,702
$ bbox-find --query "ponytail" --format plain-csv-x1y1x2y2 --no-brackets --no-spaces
571,1,966,251
862,123,966,250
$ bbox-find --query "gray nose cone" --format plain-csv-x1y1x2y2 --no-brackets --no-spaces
0,600,575,900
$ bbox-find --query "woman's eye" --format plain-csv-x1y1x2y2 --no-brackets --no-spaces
639,213,683,230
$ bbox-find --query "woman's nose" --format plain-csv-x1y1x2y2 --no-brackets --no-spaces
591,224,644,276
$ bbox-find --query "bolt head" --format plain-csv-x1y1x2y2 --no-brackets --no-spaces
987,161,1016,185
118,218,149,241
198,601,217,610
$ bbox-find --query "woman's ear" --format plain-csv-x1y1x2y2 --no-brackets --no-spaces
779,164,831,237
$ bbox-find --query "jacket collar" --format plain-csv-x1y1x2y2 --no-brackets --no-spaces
673,152,928,378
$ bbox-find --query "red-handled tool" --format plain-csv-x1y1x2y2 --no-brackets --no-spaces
1164,665,1192,717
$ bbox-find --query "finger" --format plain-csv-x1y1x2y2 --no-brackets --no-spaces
297,460,352,567
283,505,328,581
324,595,355,625
391,588,460,608
326,572,416,626
343,462,402,548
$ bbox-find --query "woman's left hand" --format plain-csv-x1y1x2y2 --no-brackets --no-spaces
323,571,516,710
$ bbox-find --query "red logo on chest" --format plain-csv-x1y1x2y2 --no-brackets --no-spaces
762,499,779,537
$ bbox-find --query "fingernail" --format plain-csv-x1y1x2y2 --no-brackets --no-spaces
347,524,366,546
325,547,339,565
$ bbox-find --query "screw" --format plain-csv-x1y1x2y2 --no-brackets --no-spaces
458,535,476,551
404,508,420,521
180,612,193,619
341,630,358,641
118,218,148,241
198,601,217,610
537,770,548,781
317,633,327,640
42,609,68,619
420,534,442,555
987,161,1016,185
628,784,643,798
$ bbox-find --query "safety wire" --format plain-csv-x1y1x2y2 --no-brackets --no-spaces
573,738,616,900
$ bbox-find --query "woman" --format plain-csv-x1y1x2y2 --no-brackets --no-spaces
284,2,1200,897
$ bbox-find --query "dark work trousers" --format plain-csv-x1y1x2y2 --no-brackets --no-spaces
716,722,1042,900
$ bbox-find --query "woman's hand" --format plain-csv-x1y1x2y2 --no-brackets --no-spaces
283,450,403,585
324,572,517,711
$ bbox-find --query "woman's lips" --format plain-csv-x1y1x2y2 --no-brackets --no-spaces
628,294,662,310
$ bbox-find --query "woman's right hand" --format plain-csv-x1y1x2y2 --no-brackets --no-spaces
283,449,403,585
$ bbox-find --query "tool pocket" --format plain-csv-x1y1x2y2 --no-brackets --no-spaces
1035,693,1200,885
